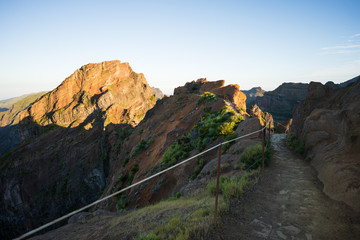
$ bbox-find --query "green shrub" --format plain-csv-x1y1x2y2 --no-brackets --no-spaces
118,174,127,183
197,92,217,104
167,192,181,202
133,139,152,157
286,134,305,155
150,95,156,102
208,170,259,201
162,104,244,166
204,106,212,113
219,122,236,135
116,193,129,211
162,135,194,167
239,143,271,169
122,157,129,167
128,164,139,183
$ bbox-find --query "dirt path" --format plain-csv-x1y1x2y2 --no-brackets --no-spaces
210,134,360,240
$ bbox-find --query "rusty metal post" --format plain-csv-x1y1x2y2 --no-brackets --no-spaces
264,123,266,138
262,128,265,177
214,144,222,223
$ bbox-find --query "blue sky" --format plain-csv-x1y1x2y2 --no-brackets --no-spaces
0,0,359,99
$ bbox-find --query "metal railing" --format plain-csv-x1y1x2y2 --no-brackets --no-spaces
16,122,270,240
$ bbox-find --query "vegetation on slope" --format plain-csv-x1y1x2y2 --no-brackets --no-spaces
133,169,259,240
162,97,244,167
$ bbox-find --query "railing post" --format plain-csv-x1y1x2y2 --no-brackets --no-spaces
214,144,222,223
262,128,265,177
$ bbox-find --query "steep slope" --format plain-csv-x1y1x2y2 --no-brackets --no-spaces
25,80,270,240
251,83,308,123
98,78,249,212
291,79,360,211
0,60,156,239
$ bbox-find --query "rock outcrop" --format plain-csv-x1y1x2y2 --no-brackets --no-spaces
0,60,156,239
249,104,274,127
249,83,308,123
174,78,247,111
291,79,360,211
276,119,292,133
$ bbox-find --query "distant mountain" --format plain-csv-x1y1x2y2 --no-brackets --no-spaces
0,92,47,126
0,92,46,112
247,83,309,123
325,75,360,89
242,87,266,104
151,87,164,99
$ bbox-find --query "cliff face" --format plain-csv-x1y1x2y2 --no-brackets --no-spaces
250,83,308,123
291,79,360,211
0,60,156,239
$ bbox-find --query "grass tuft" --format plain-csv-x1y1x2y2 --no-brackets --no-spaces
286,134,305,155
207,170,259,201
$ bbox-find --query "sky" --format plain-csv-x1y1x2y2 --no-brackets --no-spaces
0,0,359,100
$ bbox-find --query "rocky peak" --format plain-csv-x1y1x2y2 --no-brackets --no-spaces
18,60,155,130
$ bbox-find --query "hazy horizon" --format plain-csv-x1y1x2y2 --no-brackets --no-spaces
1,0,359,100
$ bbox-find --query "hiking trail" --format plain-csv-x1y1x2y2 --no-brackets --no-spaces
210,133,360,240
